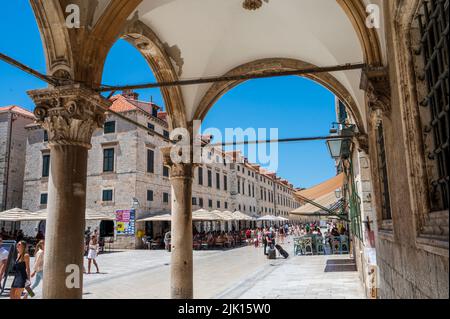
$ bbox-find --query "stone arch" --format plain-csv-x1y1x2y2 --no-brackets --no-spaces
193,58,366,135
30,0,142,86
337,0,384,66
118,19,187,130
29,0,75,80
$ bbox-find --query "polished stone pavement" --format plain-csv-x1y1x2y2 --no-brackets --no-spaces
1,239,365,299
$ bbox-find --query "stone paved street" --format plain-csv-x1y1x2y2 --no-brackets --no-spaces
1,241,365,299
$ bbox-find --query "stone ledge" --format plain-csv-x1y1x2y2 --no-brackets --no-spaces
416,235,449,257
378,229,395,242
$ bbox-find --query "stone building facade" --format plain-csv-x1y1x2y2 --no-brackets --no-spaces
0,106,34,231
366,0,449,299
21,92,301,247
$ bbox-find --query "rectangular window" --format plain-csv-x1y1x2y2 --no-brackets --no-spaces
43,130,48,142
40,193,48,205
224,175,228,191
199,198,204,207
238,179,241,193
104,121,116,134
163,130,170,139
417,0,449,210
147,149,155,173
147,190,154,202
42,154,50,177
103,148,115,172
163,165,170,177
377,123,392,220
147,123,155,131
198,167,203,185
192,197,197,205
217,201,221,208
163,192,169,203
207,170,212,187
225,202,228,209
216,172,220,189
102,190,113,202
208,199,213,208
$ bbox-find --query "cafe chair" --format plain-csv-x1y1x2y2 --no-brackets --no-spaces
340,235,349,254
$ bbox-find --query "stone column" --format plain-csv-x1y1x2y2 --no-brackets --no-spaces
28,85,109,299
161,147,195,299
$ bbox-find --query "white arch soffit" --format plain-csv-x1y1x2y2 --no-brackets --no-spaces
132,0,369,122
362,0,387,63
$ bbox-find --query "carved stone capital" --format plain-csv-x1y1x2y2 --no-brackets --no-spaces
28,85,110,149
161,146,196,180
360,66,391,116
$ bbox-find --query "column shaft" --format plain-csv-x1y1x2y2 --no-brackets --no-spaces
43,145,88,299
170,171,194,299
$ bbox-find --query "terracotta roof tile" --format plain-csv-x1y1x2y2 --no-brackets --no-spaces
109,94,163,118
0,105,35,118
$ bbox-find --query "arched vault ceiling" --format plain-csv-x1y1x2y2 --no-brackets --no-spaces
132,0,367,122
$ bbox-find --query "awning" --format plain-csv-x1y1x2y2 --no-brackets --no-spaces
290,191,340,216
295,173,344,202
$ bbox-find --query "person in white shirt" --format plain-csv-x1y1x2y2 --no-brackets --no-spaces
87,235,100,274
30,240,44,290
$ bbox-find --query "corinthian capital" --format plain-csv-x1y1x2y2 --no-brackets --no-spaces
28,85,110,149
360,66,391,116
160,146,196,180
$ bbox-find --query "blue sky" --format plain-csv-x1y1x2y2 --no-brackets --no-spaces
0,1,338,189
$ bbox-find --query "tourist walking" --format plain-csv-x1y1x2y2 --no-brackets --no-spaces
87,235,100,274
29,240,44,293
0,236,9,289
10,241,30,299
164,230,171,251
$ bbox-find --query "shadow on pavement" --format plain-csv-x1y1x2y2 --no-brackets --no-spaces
324,259,357,272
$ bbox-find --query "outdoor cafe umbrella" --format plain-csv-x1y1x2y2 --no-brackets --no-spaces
137,214,172,222
257,215,279,221
3,208,116,222
0,208,32,221
192,209,223,221
231,211,254,221
211,210,234,221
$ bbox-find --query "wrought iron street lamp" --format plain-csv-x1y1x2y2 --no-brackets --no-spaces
326,138,344,160
326,124,356,160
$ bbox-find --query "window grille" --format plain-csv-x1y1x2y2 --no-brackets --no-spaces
376,123,392,220
416,0,449,210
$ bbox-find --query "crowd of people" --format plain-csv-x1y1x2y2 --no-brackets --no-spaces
0,235,45,299
0,226,103,299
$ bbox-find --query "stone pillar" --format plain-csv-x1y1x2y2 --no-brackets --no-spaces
28,85,109,299
161,147,195,299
